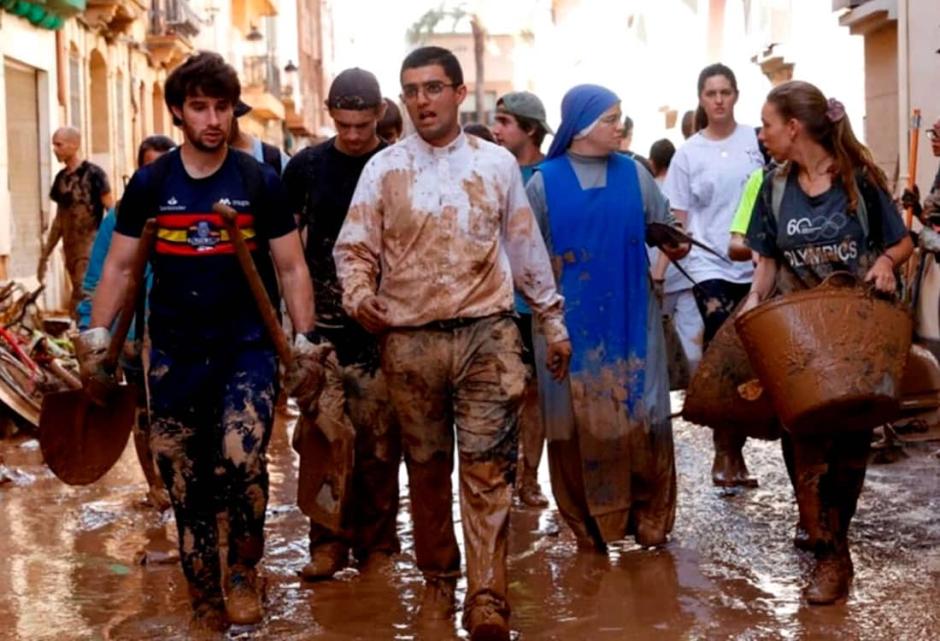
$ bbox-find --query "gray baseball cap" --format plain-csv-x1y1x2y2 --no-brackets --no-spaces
497,91,553,135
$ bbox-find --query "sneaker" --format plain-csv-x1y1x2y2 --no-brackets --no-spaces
224,566,264,625
465,604,510,641
301,542,348,581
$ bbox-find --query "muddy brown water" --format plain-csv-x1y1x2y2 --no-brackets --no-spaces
1,397,939,640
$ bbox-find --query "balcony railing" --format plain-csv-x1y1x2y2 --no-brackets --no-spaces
149,0,200,37
243,54,281,97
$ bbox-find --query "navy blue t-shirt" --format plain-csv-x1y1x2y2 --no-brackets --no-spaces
747,169,906,289
115,148,296,351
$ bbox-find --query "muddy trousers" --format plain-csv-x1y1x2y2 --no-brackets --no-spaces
693,279,752,466
148,345,277,609
66,255,89,321
381,315,525,624
784,428,873,554
308,362,401,560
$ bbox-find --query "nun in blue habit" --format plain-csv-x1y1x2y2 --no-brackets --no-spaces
525,85,686,549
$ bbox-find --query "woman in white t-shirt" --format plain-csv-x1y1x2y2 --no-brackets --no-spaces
662,63,765,488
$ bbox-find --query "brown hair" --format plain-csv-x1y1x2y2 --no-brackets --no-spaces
766,80,886,213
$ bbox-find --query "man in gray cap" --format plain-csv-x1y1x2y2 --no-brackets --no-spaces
282,67,402,581
492,91,553,508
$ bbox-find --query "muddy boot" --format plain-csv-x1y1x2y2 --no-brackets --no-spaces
359,551,396,576
517,467,549,508
224,566,264,625
190,602,228,638
301,541,348,581
417,578,457,621
189,585,227,637
804,548,853,605
465,602,511,641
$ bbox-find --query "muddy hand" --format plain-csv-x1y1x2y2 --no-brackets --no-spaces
662,240,691,261
546,339,572,381
356,296,390,334
285,333,328,413
75,327,119,406
864,256,896,293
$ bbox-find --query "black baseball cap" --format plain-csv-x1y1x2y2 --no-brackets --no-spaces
326,68,382,110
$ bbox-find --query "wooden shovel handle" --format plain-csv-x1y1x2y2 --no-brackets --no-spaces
104,219,156,370
212,202,292,365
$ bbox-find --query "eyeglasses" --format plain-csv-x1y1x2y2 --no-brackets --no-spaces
400,81,457,102
927,129,940,141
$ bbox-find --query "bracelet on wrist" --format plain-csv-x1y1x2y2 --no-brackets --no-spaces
879,254,896,267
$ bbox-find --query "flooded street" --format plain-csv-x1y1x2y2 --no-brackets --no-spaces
1,401,939,641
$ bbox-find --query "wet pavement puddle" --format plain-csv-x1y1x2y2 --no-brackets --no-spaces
1,396,939,640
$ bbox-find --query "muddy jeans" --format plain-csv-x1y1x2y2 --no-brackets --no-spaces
307,360,401,561
787,428,873,554
381,315,525,622
148,344,277,608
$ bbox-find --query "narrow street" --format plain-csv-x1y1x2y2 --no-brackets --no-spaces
1,404,938,640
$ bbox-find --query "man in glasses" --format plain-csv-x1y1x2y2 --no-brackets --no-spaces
282,67,402,582
334,46,571,641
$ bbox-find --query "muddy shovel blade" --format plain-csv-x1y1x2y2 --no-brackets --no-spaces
38,384,137,486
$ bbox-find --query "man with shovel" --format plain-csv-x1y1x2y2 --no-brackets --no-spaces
78,52,320,632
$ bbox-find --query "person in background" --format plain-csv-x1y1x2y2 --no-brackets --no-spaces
282,67,402,582
39,126,114,318
680,109,696,140
620,114,653,174
377,97,404,143
229,100,290,174
464,122,496,143
648,138,675,186
648,137,704,376
493,90,554,508
742,80,912,605
76,134,176,512
662,62,765,488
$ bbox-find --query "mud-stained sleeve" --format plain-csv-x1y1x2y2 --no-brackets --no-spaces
334,160,383,316
636,162,675,226
504,167,568,344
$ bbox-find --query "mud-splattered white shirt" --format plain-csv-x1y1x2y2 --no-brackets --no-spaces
334,131,568,344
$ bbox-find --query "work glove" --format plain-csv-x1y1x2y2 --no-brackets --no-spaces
75,327,118,406
284,332,332,414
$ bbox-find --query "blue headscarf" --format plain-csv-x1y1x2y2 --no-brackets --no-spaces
546,84,620,159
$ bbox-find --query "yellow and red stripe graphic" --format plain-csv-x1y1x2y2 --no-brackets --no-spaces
155,212,257,256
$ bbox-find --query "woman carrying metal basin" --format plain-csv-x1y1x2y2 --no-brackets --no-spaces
739,80,914,605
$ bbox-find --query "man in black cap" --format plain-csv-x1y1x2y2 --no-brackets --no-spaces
282,67,401,580
230,100,290,173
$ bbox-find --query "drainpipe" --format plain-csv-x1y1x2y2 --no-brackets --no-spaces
897,0,910,195
55,28,66,112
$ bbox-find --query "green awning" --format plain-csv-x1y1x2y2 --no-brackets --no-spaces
1,0,86,29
